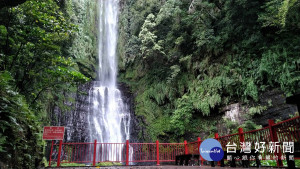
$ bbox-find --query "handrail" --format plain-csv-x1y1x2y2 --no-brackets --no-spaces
49,116,299,167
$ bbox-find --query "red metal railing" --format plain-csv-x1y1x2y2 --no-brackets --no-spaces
129,143,157,163
159,143,185,162
49,116,300,167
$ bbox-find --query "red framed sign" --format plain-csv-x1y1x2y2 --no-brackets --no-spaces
43,126,65,140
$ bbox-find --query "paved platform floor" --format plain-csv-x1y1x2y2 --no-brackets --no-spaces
47,166,287,169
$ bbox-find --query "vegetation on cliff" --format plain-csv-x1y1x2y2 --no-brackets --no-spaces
118,0,300,141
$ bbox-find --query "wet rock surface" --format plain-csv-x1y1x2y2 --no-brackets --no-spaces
217,89,298,135
50,81,141,143
252,89,298,126
50,82,92,143
118,82,141,143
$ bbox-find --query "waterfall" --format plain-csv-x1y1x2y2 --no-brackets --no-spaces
87,0,131,161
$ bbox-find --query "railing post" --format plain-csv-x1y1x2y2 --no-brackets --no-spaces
214,133,219,140
126,140,129,166
268,119,283,167
214,133,220,166
93,140,97,166
49,140,54,167
238,128,245,143
57,140,62,167
197,137,201,152
156,140,160,165
184,140,188,155
197,137,204,165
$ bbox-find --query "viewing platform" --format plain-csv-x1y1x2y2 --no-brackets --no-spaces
48,116,300,168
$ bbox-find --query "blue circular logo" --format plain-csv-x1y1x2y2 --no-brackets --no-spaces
200,138,224,161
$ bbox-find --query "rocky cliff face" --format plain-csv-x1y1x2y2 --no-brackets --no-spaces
118,83,141,143
50,81,140,143
219,89,298,133
50,82,92,142
252,90,298,126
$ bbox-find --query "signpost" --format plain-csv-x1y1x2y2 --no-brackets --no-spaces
43,126,64,167
43,126,65,140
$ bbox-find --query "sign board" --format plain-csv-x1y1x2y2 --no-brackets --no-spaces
43,126,65,140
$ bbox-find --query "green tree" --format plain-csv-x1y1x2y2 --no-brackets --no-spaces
0,0,91,168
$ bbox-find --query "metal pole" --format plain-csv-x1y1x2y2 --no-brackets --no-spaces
156,140,160,165
49,140,54,167
238,128,245,142
57,140,62,167
93,140,97,166
197,137,204,165
214,133,219,140
126,140,129,166
184,140,188,155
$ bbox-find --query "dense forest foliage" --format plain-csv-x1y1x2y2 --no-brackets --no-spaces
0,0,97,168
118,0,300,142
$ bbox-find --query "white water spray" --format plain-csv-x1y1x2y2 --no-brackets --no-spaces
87,0,131,161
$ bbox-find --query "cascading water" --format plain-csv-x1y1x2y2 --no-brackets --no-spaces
87,0,131,161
